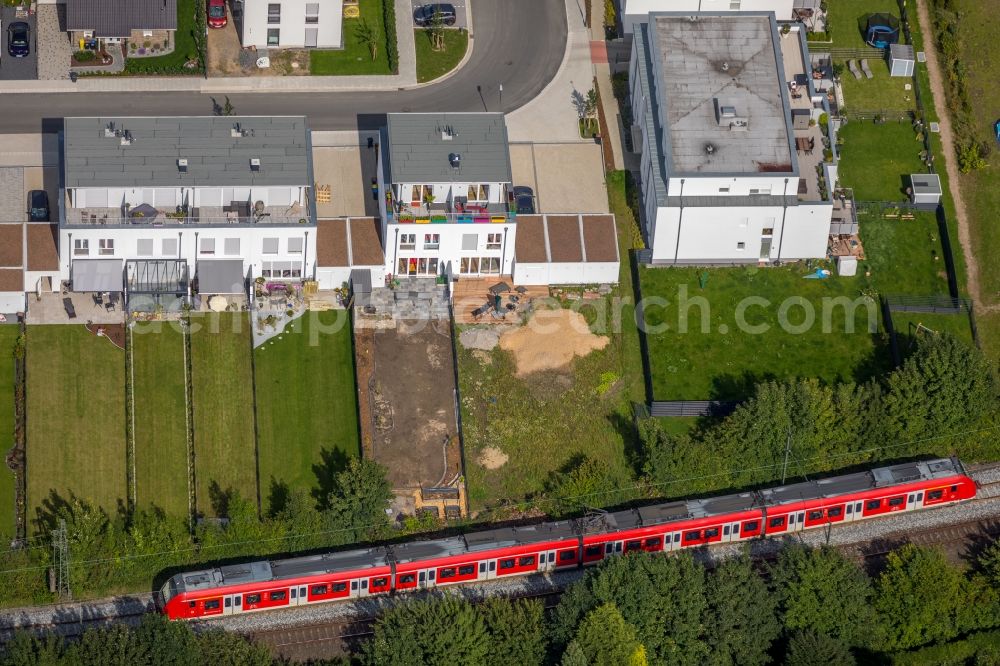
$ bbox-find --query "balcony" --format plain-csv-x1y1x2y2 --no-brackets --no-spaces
387,200,516,225
65,200,313,226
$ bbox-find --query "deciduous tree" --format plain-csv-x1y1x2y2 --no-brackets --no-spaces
704,555,779,666
480,597,546,666
563,603,646,666
784,630,855,666
363,596,489,666
324,458,394,543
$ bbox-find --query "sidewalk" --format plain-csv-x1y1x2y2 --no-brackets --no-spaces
0,0,419,94
505,0,593,143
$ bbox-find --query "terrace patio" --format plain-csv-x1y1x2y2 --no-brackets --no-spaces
65,200,310,226
27,291,125,325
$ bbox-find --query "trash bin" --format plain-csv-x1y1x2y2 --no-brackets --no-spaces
70,72,78,83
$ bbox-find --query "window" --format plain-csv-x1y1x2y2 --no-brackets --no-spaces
74,238,90,256
625,540,641,552
137,239,154,255
263,238,279,254
888,497,905,507
718,187,730,193
398,574,415,584
246,594,261,604
744,520,759,532
762,227,774,236
583,545,602,557
950,485,958,492
736,242,746,250
142,29,153,37
480,257,500,275
685,530,701,541
288,237,304,254
371,577,388,587
423,233,440,250
267,3,281,23
458,564,476,576
866,500,882,510
162,238,178,256
789,514,796,525
499,558,515,569
769,517,785,528
559,550,576,561
927,489,943,500
486,233,502,250
828,507,842,517
311,585,328,595
269,591,286,601
200,238,215,255
204,599,220,610
846,504,854,514
808,510,823,520
439,568,456,579
267,28,280,45
644,537,661,548
332,582,347,592
290,588,297,599
400,233,416,250
224,598,231,607
224,238,240,256
461,233,478,251
99,238,114,256
704,527,719,538
673,534,681,543
305,2,319,22
517,556,535,567
729,0,741,8
749,187,770,195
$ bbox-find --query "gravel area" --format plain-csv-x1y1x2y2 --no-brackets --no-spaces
35,5,72,81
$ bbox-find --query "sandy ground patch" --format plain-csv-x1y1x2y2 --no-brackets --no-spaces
478,447,508,470
499,308,609,376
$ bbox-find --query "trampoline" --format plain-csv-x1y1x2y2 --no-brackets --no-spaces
864,13,901,48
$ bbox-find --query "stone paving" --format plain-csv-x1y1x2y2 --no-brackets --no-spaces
36,4,72,81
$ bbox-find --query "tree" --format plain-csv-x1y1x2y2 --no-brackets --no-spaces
426,9,447,51
222,96,234,116
544,455,631,516
704,555,779,666
563,603,647,666
363,596,490,666
585,88,599,127
480,597,547,666
784,630,855,666
355,19,379,61
771,544,875,647
639,418,727,496
324,458,394,543
979,537,1000,590
873,544,995,651
883,334,998,449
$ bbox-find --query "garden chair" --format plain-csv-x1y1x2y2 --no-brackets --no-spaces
847,60,862,80
860,59,874,79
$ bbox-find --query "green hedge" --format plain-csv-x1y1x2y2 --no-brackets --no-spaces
383,0,398,73
892,630,1000,665
806,30,831,42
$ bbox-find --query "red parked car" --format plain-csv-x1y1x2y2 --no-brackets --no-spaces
207,0,227,28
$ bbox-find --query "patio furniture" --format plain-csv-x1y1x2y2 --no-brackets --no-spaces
471,303,490,320
63,298,77,319
105,298,115,312
109,292,120,309
860,59,874,79
488,281,511,295
93,293,103,306
130,203,159,221
848,60,862,80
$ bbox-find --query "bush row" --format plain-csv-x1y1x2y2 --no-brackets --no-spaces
383,0,398,73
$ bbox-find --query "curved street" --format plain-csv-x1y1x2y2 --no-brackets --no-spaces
0,0,568,134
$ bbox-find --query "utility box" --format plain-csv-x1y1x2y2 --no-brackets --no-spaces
889,44,915,77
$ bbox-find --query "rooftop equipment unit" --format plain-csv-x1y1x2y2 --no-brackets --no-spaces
250,158,261,171
448,153,461,169
177,158,188,173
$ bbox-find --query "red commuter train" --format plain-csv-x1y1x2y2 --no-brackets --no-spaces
160,457,976,620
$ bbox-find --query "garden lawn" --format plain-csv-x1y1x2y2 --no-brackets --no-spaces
414,29,468,83
0,326,18,537
311,0,391,75
827,0,902,49
859,213,951,297
255,311,359,506
124,0,200,74
836,120,927,201
190,313,257,516
639,265,889,401
131,323,189,518
25,326,126,523
838,62,917,113
890,311,976,348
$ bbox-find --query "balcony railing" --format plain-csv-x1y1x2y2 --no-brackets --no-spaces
65,203,314,226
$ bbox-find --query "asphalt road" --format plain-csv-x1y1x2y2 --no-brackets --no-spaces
0,0,567,134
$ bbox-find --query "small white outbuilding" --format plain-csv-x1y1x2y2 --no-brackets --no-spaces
889,44,915,77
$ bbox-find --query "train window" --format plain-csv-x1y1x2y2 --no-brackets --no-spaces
311,585,328,595
351,581,358,591
733,524,740,533
428,571,435,581
673,534,681,543
927,489,943,500
585,545,602,557
270,591,287,601
606,543,614,554
299,587,306,597
644,537,661,548
372,577,388,587
246,594,261,604
479,563,486,573
440,568,456,579
808,511,822,520
789,514,795,525
723,526,730,536
488,562,496,571
418,572,426,582
685,531,701,541
744,521,759,531
549,553,556,563
291,588,297,599
769,517,784,528
917,492,924,501
828,507,842,517
560,550,577,561
235,597,241,606
499,558,515,569
332,582,347,592
458,565,476,576
888,497,904,507
205,600,220,610
951,485,957,492
225,598,231,608
625,540,641,552
361,580,368,589
846,504,853,514
908,495,915,504
866,500,881,510
704,528,719,538
188,601,196,608
518,556,536,567
398,575,415,585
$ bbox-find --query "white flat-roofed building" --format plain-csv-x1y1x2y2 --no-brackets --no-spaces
630,12,832,264
239,0,342,50
621,0,795,34
60,116,316,294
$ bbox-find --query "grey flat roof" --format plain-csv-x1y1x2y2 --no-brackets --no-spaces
66,0,177,37
387,113,512,184
910,173,942,193
63,116,310,189
197,259,245,294
890,43,915,60
650,13,795,174
72,259,123,292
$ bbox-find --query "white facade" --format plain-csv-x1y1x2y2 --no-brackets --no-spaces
0,293,25,313
622,0,794,33
385,222,516,279
513,260,619,285
59,225,316,285
240,0,342,49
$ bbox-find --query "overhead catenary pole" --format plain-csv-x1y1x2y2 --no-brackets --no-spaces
781,427,792,485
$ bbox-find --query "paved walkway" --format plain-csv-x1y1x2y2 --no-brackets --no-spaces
36,4,72,81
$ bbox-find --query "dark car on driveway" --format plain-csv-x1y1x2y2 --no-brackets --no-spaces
7,22,30,58
28,190,49,222
413,3,457,26
513,186,535,215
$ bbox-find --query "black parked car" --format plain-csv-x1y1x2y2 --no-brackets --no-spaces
413,3,457,26
7,22,30,58
513,186,535,215
28,190,49,222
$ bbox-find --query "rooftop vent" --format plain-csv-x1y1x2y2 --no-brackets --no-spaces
231,123,252,138
104,122,116,138
704,142,717,155
120,130,134,146
714,99,748,131
250,158,261,171
720,62,730,72
448,153,461,169
440,125,456,141
177,158,188,173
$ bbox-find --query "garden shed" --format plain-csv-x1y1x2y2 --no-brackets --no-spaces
909,173,942,207
888,44,915,77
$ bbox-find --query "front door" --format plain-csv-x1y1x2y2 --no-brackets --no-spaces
759,237,772,260
305,28,318,48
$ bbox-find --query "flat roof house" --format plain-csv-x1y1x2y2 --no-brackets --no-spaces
60,116,316,303
629,12,833,264
620,0,796,34
66,0,177,56
239,0,343,49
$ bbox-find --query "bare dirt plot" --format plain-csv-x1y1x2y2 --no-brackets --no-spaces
499,308,609,376
357,320,462,489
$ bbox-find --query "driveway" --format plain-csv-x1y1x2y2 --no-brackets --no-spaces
36,4,72,80
0,7,37,80
410,0,468,29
